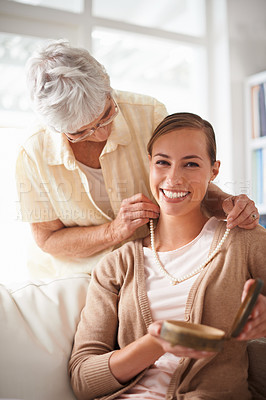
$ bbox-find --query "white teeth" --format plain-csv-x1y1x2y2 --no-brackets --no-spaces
162,190,188,199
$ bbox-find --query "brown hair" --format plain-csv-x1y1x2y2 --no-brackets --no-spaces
147,112,217,165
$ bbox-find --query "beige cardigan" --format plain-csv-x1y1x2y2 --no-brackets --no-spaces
69,221,266,400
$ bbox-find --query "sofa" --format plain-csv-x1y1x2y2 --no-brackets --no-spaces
0,274,266,400
0,275,90,400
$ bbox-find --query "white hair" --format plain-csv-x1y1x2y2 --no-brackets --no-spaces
26,39,112,133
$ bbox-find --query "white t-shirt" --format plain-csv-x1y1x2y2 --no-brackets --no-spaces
117,217,219,399
76,161,114,219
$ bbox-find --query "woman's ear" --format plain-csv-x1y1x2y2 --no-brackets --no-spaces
148,154,152,165
210,160,220,182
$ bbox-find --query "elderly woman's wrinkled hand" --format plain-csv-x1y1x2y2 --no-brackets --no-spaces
148,321,216,359
109,193,160,244
223,194,259,229
237,279,266,341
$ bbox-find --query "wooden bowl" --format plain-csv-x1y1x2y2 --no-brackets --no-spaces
160,320,225,352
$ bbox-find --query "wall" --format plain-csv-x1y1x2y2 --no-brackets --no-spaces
227,0,266,195
206,0,232,192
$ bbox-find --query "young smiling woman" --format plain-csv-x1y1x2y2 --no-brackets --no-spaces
69,113,266,400
147,127,220,250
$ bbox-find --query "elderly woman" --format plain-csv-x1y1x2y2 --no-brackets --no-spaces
69,112,266,400
16,40,259,279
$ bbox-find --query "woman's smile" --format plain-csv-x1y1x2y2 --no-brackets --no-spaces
160,188,190,201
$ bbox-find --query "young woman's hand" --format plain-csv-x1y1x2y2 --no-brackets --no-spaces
237,279,266,341
148,321,216,359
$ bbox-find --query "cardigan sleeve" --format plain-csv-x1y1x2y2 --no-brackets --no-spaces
246,225,266,295
68,250,125,400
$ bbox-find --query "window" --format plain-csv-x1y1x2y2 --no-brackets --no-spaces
8,0,84,13
0,32,42,127
0,32,46,283
92,0,206,37
92,27,207,115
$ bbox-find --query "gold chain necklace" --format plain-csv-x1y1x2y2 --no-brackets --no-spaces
149,219,230,285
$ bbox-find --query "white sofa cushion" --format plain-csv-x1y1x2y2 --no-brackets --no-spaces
1,274,266,400
0,275,90,400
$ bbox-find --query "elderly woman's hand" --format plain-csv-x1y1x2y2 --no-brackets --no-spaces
237,279,266,341
223,194,259,229
109,193,159,243
148,321,216,359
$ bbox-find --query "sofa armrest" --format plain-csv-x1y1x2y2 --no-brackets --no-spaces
0,275,90,400
248,338,266,400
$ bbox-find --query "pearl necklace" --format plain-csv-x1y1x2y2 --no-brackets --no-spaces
149,219,230,285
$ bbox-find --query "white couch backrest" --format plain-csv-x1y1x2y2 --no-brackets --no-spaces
0,275,90,400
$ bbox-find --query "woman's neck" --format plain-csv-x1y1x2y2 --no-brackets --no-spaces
70,140,106,169
151,211,209,252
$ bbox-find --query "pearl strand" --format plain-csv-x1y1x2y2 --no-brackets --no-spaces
149,219,230,285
